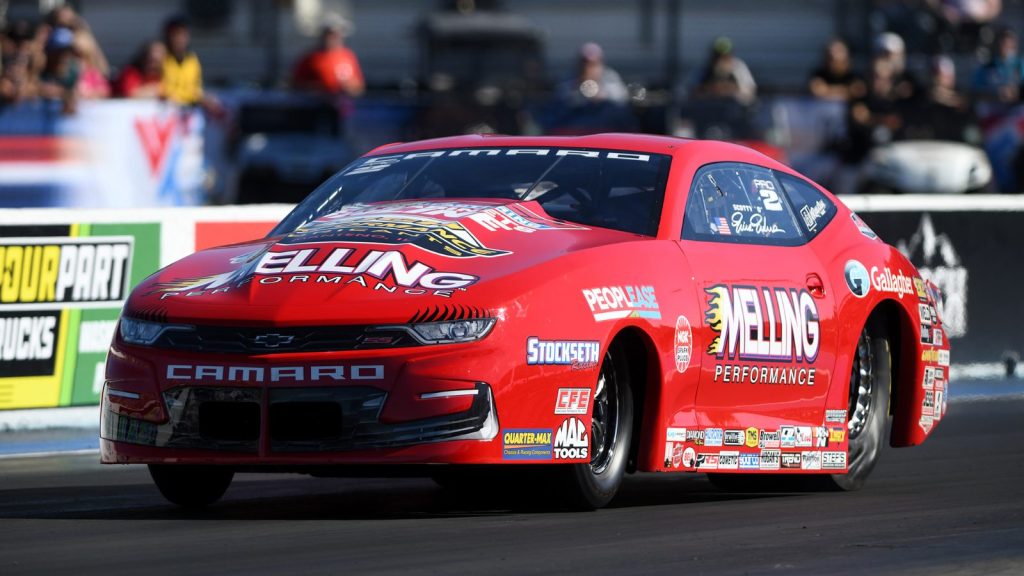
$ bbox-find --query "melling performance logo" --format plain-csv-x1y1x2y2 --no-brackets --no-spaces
705,284,819,386
152,247,479,299
282,212,508,259
0,238,133,310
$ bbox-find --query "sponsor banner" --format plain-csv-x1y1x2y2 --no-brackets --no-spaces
739,452,760,470
555,388,592,415
696,453,720,470
502,428,553,460
759,430,780,449
582,285,660,322
745,427,760,448
527,337,600,370
664,442,684,468
553,417,589,460
844,260,870,298
0,223,160,410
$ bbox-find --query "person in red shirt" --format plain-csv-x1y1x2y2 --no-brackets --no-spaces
291,16,364,97
114,40,166,98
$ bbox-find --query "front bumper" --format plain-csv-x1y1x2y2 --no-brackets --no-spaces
101,382,498,458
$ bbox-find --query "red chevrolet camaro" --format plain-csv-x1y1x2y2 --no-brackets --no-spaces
101,134,949,509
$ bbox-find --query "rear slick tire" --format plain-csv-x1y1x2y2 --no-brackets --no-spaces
709,324,891,493
827,325,891,491
149,464,234,508
560,346,633,510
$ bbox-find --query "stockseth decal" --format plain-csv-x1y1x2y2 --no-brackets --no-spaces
870,266,915,299
502,429,553,460
555,388,592,415
165,364,384,383
553,418,589,460
674,315,692,373
844,260,870,298
582,285,659,321
705,284,819,386
526,337,600,370
0,237,133,311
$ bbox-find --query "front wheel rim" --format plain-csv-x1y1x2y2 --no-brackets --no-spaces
590,352,619,475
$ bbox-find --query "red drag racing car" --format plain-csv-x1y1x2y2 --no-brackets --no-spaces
101,134,950,509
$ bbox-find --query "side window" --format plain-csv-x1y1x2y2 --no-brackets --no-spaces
682,162,805,246
776,172,837,239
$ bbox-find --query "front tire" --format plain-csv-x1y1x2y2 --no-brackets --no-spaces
560,345,634,509
149,464,234,508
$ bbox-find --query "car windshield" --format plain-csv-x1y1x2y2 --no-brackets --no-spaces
270,147,672,237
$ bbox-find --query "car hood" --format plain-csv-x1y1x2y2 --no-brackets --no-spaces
128,199,641,325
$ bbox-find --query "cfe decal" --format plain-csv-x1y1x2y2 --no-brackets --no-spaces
705,284,819,386
281,213,509,259
0,238,133,310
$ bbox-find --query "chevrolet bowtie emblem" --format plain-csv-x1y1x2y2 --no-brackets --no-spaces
253,333,295,348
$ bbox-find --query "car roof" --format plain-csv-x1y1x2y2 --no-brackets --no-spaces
368,133,793,174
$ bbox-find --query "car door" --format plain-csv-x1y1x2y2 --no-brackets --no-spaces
677,162,837,433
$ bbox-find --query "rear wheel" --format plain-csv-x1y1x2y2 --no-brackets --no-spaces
827,325,891,490
559,345,634,509
709,323,891,492
148,464,234,508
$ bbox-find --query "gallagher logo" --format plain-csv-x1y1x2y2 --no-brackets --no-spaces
281,214,509,259
704,284,819,362
0,238,133,310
